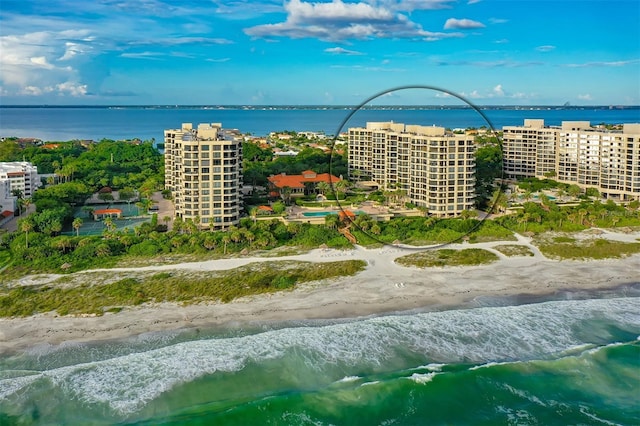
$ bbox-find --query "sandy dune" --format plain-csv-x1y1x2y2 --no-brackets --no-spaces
1,230,639,353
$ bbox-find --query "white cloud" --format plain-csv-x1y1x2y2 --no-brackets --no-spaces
59,42,91,61
56,81,88,96
0,30,93,94
467,0,481,4
460,84,534,100
488,18,508,24
564,59,640,68
206,57,231,62
536,45,555,52
577,94,593,101
245,0,464,41
435,59,543,67
120,51,164,60
30,56,55,69
443,18,485,30
324,47,363,55
131,37,234,46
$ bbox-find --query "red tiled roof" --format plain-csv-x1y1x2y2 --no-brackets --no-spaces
258,205,273,212
339,209,356,219
268,172,341,189
94,209,122,214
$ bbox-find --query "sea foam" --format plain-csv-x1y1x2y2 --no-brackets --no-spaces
2,297,639,416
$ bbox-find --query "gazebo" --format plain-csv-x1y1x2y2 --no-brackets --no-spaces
338,209,356,221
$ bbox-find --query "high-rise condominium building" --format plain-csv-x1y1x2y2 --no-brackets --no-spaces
164,123,243,229
348,122,476,217
503,120,640,201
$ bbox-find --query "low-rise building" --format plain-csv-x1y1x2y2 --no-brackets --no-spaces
267,170,342,199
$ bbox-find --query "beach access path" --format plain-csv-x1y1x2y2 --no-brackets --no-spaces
1,229,639,353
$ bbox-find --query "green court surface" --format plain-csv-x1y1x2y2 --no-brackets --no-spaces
66,203,150,236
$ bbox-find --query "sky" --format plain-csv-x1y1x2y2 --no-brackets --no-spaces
0,0,639,106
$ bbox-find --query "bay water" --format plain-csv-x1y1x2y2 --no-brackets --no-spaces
1,106,639,142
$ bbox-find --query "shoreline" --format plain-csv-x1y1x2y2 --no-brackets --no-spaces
2,231,640,354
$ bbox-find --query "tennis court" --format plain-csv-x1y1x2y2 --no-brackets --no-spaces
66,203,151,236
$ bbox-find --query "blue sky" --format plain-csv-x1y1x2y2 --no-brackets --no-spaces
1,0,638,105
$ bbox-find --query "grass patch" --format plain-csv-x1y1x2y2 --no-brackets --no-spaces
537,239,640,260
0,250,11,270
396,248,499,268
0,260,366,317
553,236,576,243
259,247,311,257
493,245,535,257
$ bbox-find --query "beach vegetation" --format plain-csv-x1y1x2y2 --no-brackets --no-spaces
0,260,366,317
493,245,535,257
350,216,515,247
536,238,640,260
396,248,499,268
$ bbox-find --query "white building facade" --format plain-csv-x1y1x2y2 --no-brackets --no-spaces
503,120,640,201
164,123,243,229
349,122,476,217
0,162,42,214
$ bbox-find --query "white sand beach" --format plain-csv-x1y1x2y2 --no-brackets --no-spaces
1,230,639,353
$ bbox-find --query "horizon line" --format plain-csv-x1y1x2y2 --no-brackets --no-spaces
2,104,639,109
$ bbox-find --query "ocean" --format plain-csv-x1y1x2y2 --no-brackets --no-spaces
1,292,639,425
1,106,639,142
1,106,639,424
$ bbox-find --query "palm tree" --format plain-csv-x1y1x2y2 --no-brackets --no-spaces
19,197,32,216
519,213,531,231
281,186,293,205
230,230,243,245
52,236,73,254
578,209,587,225
244,231,255,247
611,215,621,227
203,236,216,251
50,220,62,236
324,213,339,230
317,181,331,196
222,234,231,254
103,216,116,232
18,217,34,249
334,179,349,199
95,243,111,257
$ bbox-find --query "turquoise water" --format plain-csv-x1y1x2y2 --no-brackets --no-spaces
1,295,639,425
302,210,364,217
2,107,638,141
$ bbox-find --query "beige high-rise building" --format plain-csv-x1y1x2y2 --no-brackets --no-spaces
348,122,476,217
503,120,640,201
164,123,243,229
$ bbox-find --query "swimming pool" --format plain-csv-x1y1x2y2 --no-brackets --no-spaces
302,210,365,217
